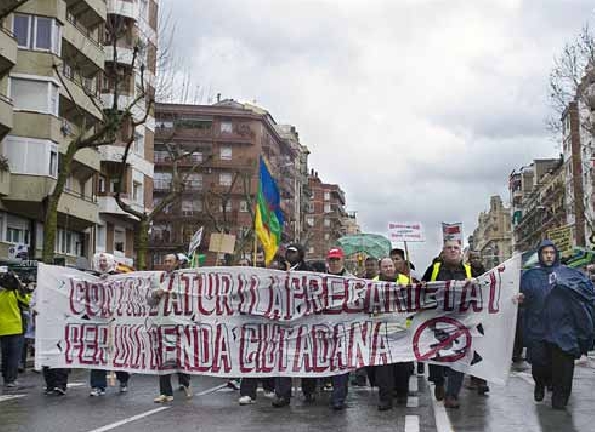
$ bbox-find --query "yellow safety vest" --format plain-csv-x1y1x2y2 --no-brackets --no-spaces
430,262,472,282
373,274,410,284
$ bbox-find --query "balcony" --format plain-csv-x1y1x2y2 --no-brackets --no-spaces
58,188,99,224
0,28,17,76
63,19,105,72
104,45,135,65
0,171,10,196
64,0,107,28
60,77,103,119
0,93,13,139
107,0,139,20
98,195,143,218
101,92,141,112
99,145,153,177
331,189,346,205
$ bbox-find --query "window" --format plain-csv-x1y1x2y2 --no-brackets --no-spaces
182,200,194,215
324,191,330,201
98,176,106,193
187,173,202,190
96,225,106,250
110,179,120,193
221,121,233,133
191,151,202,163
133,133,143,155
154,172,172,190
324,203,331,213
219,201,232,213
6,228,29,244
219,172,232,186
307,217,314,227
132,181,142,203
11,78,59,115
49,150,58,178
114,229,125,253
220,146,232,161
324,234,330,241
308,247,314,254
308,202,314,213
239,200,249,213
12,14,61,54
324,218,330,227
153,254,163,266
63,231,72,254
154,150,168,162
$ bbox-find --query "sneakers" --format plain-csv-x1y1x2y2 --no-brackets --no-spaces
120,384,128,393
434,385,445,401
263,390,275,399
227,379,240,390
44,389,54,396
54,387,66,396
5,382,17,388
154,395,174,403
444,396,460,409
182,385,193,398
90,388,106,397
239,395,255,405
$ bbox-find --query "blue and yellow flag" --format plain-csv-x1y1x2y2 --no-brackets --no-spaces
255,157,284,264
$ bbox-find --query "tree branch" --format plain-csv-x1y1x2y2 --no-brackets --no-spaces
0,0,30,19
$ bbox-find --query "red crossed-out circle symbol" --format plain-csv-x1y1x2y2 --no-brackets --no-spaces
413,316,472,363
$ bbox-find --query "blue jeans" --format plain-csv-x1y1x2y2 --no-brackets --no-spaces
429,364,464,398
1,334,22,384
331,373,349,405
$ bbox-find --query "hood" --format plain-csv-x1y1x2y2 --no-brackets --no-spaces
285,242,305,264
538,240,560,268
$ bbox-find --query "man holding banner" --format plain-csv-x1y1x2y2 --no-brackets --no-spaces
422,240,472,409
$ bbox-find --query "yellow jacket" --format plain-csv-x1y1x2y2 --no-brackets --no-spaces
373,274,411,284
0,289,30,336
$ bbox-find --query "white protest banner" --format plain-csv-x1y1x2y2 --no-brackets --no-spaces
188,227,203,255
442,222,463,244
35,255,520,385
388,222,425,243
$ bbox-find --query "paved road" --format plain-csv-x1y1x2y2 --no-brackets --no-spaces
2,362,595,432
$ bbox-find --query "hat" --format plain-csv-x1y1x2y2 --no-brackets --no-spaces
327,247,344,259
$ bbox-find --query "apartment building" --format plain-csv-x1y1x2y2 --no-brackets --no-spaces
150,99,304,267
305,171,347,261
469,196,512,269
0,0,157,267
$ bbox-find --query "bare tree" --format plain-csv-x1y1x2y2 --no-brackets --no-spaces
0,1,31,19
548,23,595,134
41,14,154,263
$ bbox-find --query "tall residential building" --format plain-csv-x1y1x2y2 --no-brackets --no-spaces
0,0,157,267
96,0,157,267
150,100,303,267
306,170,347,260
469,196,512,269
509,157,566,252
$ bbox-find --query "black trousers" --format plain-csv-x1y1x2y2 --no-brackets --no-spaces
377,362,411,404
512,310,524,361
274,377,317,400
43,367,70,391
239,378,274,399
159,373,190,396
531,341,575,407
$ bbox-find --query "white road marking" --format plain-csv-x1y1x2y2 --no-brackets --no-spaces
409,376,418,392
404,415,420,432
195,383,229,397
406,396,419,408
67,382,86,388
511,371,534,386
86,407,169,432
0,395,26,402
428,383,454,432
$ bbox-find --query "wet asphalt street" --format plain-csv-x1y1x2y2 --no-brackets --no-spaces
1,360,595,432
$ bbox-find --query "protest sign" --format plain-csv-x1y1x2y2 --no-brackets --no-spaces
546,225,573,258
442,222,463,244
35,255,520,385
388,222,425,243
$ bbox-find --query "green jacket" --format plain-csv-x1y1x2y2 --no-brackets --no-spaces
0,288,30,336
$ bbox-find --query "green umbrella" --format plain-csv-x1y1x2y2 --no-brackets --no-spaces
336,234,392,259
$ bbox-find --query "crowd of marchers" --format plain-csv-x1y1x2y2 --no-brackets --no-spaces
0,239,593,413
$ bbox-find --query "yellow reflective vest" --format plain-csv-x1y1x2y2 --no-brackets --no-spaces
0,289,30,336
430,262,472,282
373,274,410,284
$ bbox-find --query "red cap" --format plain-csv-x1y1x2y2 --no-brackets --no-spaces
327,247,344,259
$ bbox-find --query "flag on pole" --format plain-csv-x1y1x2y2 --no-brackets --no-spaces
255,157,284,264
188,227,203,256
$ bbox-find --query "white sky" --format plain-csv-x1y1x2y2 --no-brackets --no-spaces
163,0,594,269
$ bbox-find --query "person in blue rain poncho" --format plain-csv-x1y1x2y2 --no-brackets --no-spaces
519,240,595,410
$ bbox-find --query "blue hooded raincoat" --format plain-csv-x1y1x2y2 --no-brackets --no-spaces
521,240,595,357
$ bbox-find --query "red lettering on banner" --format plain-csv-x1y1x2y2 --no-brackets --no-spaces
239,324,258,373
330,323,348,372
348,321,370,369
443,281,455,312
344,279,366,313
212,323,232,373
69,279,85,315
460,281,483,313
312,324,331,373
488,268,503,314
325,276,347,315
216,273,234,316
369,322,390,366
422,282,439,309
159,325,178,370
292,325,313,373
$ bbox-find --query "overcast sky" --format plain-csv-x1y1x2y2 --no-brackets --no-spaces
162,0,593,269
